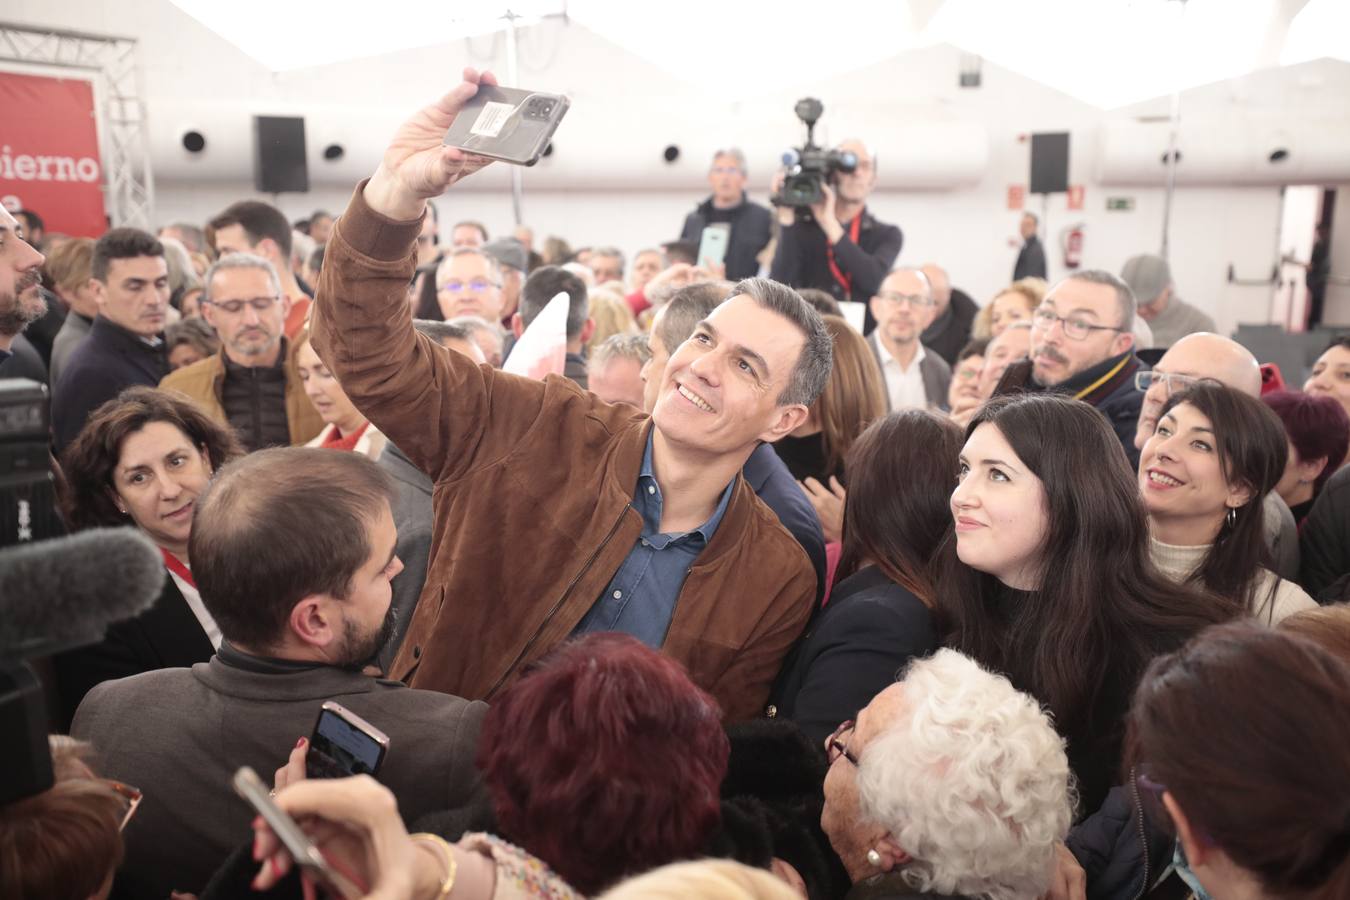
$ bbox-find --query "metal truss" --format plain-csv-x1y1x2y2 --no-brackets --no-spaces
0,22,155,229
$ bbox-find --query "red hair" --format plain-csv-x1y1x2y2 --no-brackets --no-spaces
476,633,729,894
1263,390,1350,494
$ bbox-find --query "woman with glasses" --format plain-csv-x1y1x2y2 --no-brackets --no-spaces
944,393,1224,820
819,650,1072,899
1139,382,1316,624
0,737,137,900
1127,621,1350,900
770,411,960,746
55,387,243,726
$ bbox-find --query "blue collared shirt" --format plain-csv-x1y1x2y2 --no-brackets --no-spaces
573,430,735,647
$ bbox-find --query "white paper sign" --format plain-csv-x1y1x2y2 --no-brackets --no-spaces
503,292,569,381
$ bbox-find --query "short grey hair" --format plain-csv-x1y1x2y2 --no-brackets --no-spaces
203,252,281,304
656,283,726,354
731,277,832,407
711,148,748,174
590,333,652,370
437,247,501,284
446,315,502,343
413,319,473,344
590,246,625,272
856,650,1074,900
1060,269,1136,333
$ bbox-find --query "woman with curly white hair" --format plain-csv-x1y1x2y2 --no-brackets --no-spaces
820,649,1074,900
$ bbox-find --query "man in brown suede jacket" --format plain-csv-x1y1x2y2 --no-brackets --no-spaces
312,68,830,720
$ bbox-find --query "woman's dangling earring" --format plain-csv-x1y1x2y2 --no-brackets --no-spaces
1225,506,1237,529
866,849,883,868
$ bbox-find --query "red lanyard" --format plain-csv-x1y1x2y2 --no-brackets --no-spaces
827,213,863,297
161,548,196,589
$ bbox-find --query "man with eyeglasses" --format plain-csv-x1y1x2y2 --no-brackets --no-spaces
1002,269,1145,468
770,139,902,333
52,228,171,453
434,247,505,324
865,267,951,411
1129,331,1299,580
679,148,772,281
160,254,323,451
209,200,312,340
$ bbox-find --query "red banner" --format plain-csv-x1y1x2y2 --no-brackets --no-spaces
0,71,107,238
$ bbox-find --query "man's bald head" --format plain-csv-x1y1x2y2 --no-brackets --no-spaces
920,263,952,312
1134,332,1263,449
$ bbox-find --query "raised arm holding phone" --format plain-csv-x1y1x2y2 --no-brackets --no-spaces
311,68,829,720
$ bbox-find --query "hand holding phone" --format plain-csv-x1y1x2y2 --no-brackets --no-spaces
697,225,730,274
233,767,363,899
443,84,570,167
308,701,390,780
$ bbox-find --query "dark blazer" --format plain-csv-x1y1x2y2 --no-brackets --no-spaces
52,315,167,453
743,442,827,606
1014,234,1048,280
378,441,434,671
769,208,903,319
680,195,773,281
1301,464,1350,601
51,568,215,730
768,565,938,747
866,332,952,412
72,655,489,900
920,288,979,366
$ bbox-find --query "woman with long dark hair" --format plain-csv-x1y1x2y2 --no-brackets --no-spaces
943,392,1228,818
770,411,962,746
1127,621,1350,900
1139,382,1316,623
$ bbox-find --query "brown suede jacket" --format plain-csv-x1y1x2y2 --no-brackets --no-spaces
159,344,324,447
311,183,817,721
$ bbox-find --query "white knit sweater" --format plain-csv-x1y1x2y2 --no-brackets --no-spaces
1149,537,1316,625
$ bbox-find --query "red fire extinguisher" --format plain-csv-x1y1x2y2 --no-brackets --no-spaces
1062,224,1085,270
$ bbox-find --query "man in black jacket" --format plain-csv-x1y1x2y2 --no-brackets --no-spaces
679,148,773,281
1013,212,1048,280
769,139,902,333
1300,464,1350,601
0,205,47,370
52,228,169,453
919,263,979,366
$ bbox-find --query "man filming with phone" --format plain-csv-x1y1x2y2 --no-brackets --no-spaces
678,148,773,280
310,68,827,723
769,137,903,333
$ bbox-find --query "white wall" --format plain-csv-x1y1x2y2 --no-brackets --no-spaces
8,0,1350,339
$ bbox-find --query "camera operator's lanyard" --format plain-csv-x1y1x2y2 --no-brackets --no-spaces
827,214,863,298
161,547,196,589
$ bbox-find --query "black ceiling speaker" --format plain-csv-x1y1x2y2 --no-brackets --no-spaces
1030,132,1070,195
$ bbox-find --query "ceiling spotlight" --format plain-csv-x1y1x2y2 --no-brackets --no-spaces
322,143,344,161
182,131,206,153
663,145,680,163
1268,148,1290,163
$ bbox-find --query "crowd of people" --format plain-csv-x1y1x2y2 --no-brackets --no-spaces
3,67,1350,900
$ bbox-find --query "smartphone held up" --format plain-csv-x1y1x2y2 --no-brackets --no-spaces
444,84,570,166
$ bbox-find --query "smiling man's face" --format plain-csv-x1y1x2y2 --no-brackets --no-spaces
650,294,808,457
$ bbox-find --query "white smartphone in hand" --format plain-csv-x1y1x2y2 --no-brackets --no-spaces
443,84,570,166
697,224,730,270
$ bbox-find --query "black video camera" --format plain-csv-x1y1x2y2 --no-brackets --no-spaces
770,98,858,210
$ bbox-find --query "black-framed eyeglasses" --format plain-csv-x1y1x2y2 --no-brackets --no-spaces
1031,307,1123,341
827,719,859,766
875,291,935,309
106,779,143,831
204,296,280,315
1134,371,1221,395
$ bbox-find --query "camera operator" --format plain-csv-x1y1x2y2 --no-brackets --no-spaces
769,138,902,332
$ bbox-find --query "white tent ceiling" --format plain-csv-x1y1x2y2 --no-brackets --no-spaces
167,0,1350,108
